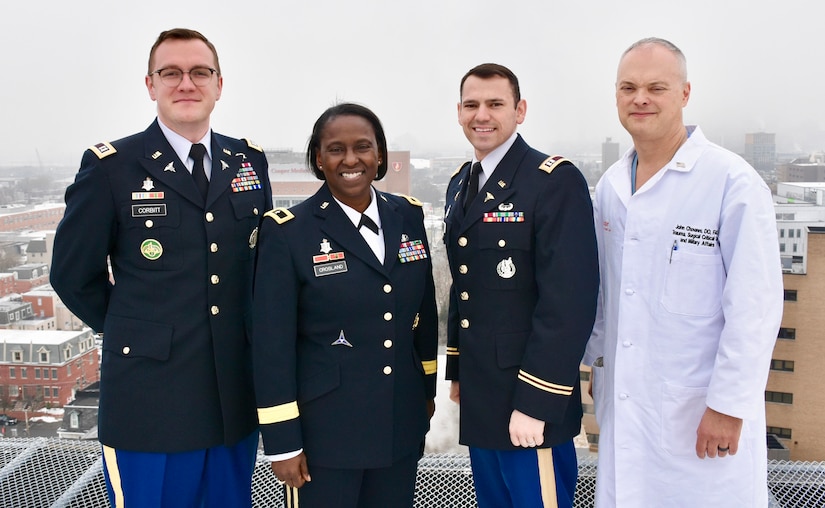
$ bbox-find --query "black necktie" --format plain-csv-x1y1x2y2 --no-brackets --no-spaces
464,162,482,212
189,143,208,200
358,214,379,235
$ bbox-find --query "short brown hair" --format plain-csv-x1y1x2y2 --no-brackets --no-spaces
460,63,521,105
147,28,221,75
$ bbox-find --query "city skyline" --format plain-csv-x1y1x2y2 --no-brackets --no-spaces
2,0,823,166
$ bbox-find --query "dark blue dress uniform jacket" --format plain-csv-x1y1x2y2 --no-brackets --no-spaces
444,135,599,450
252,184,438,469
50,119,272,453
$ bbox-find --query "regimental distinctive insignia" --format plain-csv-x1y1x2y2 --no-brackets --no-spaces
320,202,329,210
151,151,162,160
320,239,332,254
412,313,420,330
496,257,516,278
484,211,525,223
164,162,175,172
499,202,514,211
497,180,506,188
140,239,163,260
231,162,262,192
538,155,569,174
483,192,494,203
401,234,409,243
248,227,259,249
398,239,428,263
331,330,353,347
142,178,154,191
131,204,167,217
221,160,229,170
223,148,232,156
132,192,165,200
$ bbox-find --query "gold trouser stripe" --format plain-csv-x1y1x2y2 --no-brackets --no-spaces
537,448,559,508
102,445,125,508
285,484,300,508
518,370,573,396
258,401,300,424
422,359,437,375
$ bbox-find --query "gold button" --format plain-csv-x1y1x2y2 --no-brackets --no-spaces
383,284,392,293
205,212,214,222
122,346,130,355
460,292,469,301
145,219,154,228
211,306,219,315
498,239,506,248
458,237,468,247
253,207,259,215
210,275,220,284
384,312,393,321
460,319,469,329
384,340,393,348
210,243,218,253
383,366,392,375
459,265,468,274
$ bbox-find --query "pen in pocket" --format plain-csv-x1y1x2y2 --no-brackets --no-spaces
669,240,678,264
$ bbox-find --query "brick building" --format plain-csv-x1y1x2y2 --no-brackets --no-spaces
0,204,65,233
0,329,99,411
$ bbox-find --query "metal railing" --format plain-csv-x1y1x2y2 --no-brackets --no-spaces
1,438,823,507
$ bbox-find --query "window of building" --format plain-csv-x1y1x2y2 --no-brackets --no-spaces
770,359,795,372
21,368,27,379
52,387,59,398
44,368,50,379
52,368,58,379
780,229,785,238
793,244,798,253
797,229,802,237
34,368,40,379
9,367,15,379
778,327,796,340
70,411,79,429
12,350,22,362
9,385,18,397
780,243,786,252
767,426,792,439
789,229,795,238
784,290,798,301
66,364,71,376
39,350,48,363
765,391,793,404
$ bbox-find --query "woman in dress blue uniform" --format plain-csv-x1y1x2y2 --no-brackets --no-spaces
252,103,438,508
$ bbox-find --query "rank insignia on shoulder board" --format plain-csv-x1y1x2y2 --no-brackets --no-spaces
538,155,569,174
90,142,116,159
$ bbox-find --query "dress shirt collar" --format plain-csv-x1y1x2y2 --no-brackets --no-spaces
472,131,518,188
157,118,212,173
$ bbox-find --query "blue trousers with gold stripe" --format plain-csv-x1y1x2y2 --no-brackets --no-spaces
101,431,259,508
469,440,577,508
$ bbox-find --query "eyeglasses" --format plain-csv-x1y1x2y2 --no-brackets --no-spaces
150,67,217,87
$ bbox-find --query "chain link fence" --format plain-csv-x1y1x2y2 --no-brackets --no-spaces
1,438,823,507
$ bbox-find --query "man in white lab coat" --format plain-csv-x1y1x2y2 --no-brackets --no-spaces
584,37,783,507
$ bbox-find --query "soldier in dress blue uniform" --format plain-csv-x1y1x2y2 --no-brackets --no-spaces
50,28,271,508
252,103,438,508
444,63,599,508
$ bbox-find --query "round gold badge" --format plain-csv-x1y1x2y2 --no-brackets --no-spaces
140,239,163,260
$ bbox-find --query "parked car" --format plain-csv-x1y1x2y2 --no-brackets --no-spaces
0,414,18,426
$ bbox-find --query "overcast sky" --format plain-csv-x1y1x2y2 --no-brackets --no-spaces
2,0,822,166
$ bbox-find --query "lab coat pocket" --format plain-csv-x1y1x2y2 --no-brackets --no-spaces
661,383,707,456
662,250,724,317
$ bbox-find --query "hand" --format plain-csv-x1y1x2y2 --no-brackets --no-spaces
271,452,311,488
509,409,545,448
695,407,742,459
449,381,460,404
427,399,436,419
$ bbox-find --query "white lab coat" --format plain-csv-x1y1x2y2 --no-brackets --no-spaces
584,126,783,507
